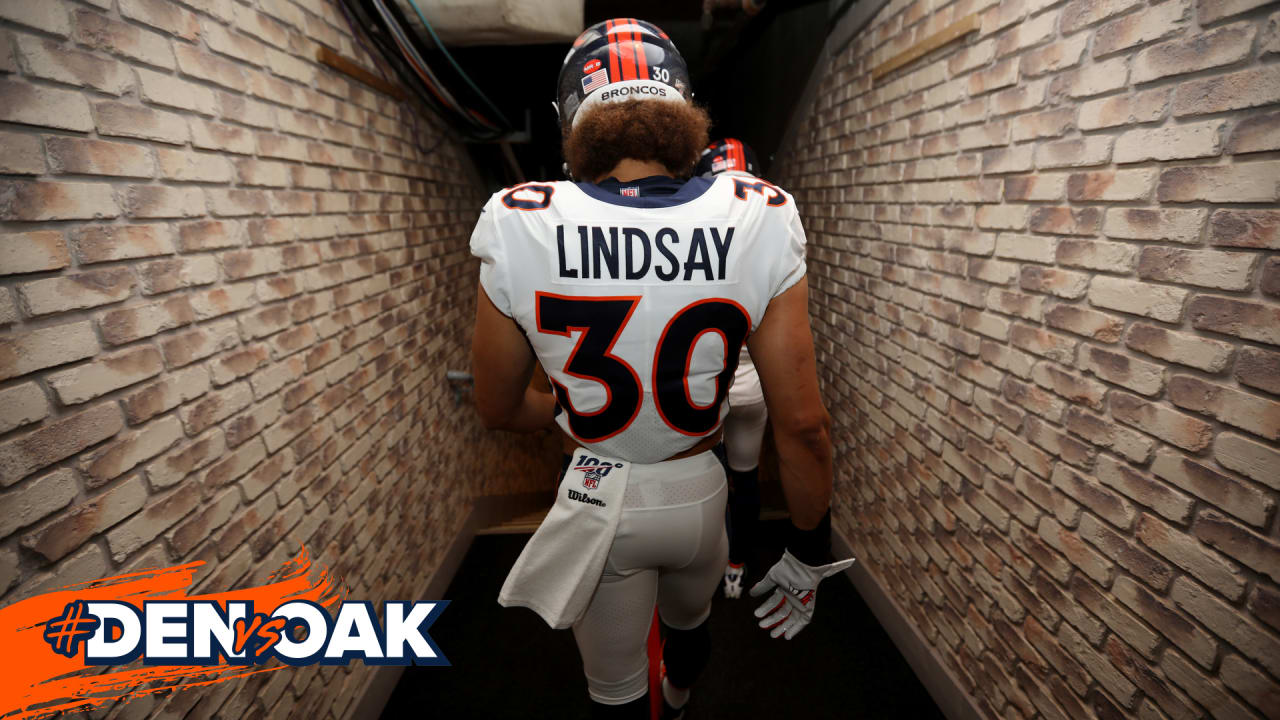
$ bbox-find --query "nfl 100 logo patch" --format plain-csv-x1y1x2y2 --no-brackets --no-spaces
571,455,623,490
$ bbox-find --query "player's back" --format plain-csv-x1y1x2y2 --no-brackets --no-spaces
470,173,805,463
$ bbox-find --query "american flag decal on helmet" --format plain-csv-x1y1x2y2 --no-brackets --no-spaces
582,67,608,93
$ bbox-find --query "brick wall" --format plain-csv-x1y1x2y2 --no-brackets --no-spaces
775,0,1279,718
0,0,555,716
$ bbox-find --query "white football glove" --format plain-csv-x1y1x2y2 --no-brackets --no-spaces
750,550,854,640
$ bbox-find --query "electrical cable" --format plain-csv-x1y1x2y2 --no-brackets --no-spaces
334,0,509,142
338,0,446,113
331,0,457,158
398,0,513,129
371,0,505,136
335,0,393,85
378,0,513,138
372,0,474,121
345,0,491,155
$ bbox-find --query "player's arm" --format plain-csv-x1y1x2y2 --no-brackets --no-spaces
530,361,553,394
747,277,831,531
471,287,557,432
746,276,853,640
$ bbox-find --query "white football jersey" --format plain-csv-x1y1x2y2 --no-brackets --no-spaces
470,174,806,463
715,170,766,409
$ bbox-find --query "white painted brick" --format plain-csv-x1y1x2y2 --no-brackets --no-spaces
1089,276,1189,322
0,383,49,435
0,469,78,539
1115,119,1227,163
136,67,217,116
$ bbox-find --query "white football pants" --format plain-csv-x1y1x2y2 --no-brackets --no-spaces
570,449,728,705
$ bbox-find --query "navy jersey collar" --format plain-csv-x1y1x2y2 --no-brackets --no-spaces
576,175,715,208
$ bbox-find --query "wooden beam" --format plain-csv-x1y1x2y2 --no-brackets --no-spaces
871,13,980,82
316,46,408,101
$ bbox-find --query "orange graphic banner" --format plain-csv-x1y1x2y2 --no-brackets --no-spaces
0,546,345,720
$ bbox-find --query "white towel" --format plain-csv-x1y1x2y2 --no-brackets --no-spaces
498,448,630,629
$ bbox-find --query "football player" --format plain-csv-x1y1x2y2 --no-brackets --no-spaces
694,138,766,601
469,19,852,719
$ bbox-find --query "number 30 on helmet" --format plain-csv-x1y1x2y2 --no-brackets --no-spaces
555,19,692,134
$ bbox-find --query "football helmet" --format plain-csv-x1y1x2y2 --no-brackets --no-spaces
555,19,691,133
695,138,759,177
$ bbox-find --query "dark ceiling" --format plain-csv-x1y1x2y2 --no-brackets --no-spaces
431,0,845,190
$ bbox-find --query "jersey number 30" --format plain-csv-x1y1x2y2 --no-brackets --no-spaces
536,292,750,442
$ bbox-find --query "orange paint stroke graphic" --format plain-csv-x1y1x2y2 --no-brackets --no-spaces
0,546,345,720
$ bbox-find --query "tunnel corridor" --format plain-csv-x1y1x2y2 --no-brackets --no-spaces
1,0,1278,719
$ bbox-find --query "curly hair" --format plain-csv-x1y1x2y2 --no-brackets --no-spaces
563,99,711,181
